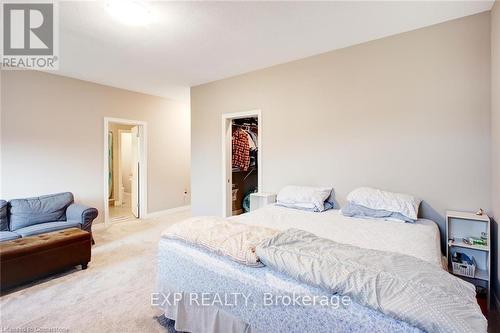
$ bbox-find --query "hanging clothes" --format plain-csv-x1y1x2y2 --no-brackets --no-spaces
246,128,258,167
246,131,256,150
248,130,258,148
232,128,250,171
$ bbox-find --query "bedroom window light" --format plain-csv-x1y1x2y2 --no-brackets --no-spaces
105,0,152,26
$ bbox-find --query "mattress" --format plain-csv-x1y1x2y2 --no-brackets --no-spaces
156,206,442,332
232,205,442,267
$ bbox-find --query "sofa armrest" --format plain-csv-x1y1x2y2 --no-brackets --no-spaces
66,204,98,233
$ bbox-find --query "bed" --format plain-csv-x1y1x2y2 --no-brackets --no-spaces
155,204,446,333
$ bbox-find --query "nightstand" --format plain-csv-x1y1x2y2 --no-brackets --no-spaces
446,210,491,311
249,192,276,211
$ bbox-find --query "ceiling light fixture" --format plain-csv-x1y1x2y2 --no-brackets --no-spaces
105,0,152,26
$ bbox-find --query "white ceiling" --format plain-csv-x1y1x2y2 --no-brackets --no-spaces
57,1,494,103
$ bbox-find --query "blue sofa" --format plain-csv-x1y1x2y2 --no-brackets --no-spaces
0,192,98,243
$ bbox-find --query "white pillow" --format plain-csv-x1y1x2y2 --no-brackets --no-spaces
277,185,332,212
346,187,421,221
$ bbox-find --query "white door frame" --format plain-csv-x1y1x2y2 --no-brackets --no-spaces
103,117,148,224
221,110,262,217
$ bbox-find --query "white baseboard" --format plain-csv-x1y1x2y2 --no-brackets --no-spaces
145,205,191,219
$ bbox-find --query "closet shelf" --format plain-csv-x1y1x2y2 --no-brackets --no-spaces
232,167,257,173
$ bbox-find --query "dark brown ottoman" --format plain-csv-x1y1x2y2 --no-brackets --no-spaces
0,228,91,291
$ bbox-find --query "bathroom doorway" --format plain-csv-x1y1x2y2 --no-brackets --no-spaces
104,118,147,224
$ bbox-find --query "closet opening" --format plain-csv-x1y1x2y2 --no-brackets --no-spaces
222,110,262,217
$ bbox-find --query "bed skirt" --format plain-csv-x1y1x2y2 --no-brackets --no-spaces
161,291,257,333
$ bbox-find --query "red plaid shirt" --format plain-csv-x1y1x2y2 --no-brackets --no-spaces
232,129,250,171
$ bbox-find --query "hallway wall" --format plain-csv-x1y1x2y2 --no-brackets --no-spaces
1,71,191,223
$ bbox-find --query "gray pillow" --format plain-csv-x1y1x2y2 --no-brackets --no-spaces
9,192,74,230
341,201,415,223
0,200,8,231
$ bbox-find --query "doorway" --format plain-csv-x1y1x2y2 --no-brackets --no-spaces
222,110,262,217
104,118,147,224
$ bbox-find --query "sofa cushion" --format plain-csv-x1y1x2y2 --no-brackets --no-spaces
0,200,8,231
14,221,81,238
9,193,74,231
0,231,21,242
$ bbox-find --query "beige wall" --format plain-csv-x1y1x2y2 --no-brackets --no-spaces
119,130,133,194
491,1,500,306
1,70,191,222
108,123,133,201
191,13,491,248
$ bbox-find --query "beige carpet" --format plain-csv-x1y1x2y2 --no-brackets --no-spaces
0,210,190,333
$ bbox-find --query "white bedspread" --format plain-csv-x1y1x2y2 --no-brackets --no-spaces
162,216,278,266
231,205,442,267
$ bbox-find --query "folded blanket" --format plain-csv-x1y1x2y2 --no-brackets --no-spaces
256,229,486,333
162,216,278,267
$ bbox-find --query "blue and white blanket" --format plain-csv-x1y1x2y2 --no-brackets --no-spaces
157,238,423,333
256,229,486,333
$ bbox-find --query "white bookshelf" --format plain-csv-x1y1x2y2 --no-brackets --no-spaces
446,210,491,309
